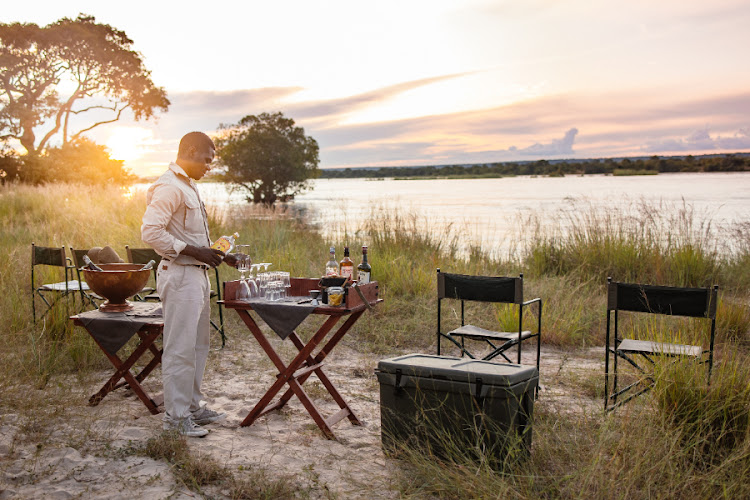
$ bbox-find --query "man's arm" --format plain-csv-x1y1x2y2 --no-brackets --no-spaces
181,245,225,267
141,184,186,259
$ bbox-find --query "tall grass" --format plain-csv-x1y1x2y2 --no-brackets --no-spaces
522,199,725,288
1,183,749,498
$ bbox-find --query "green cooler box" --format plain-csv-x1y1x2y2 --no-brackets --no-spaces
376,354,538,467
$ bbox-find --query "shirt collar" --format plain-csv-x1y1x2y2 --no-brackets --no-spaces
169,162,194,185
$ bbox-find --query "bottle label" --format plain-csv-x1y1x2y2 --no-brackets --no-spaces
211,237,231,253
341,267,353,279
358,271,370,284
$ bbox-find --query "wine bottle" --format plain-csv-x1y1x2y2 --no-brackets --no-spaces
325,247,338,276
83,255,104,271
138,260,156,271
211,232,239,254
357,246,371,284
339,246,353,280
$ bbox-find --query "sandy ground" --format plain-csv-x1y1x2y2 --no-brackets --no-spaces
0,323,603,499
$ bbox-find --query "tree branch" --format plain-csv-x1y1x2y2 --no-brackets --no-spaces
70,104,129,139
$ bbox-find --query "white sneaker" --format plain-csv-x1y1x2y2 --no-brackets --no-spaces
163,415,209,438
191,406,227,426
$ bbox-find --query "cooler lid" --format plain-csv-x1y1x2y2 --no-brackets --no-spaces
377,353,537,387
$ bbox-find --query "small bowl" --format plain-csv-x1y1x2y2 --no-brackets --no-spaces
83,263,151,312
319,276,348,288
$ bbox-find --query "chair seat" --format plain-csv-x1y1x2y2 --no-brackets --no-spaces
449,324,533,342
40,280,87,291
617,338,702,357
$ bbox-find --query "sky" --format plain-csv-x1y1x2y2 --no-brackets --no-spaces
4,0,750,177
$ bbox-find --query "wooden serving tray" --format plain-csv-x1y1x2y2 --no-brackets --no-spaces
223,278,379,311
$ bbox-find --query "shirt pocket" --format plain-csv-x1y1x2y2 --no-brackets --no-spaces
184,199,205,235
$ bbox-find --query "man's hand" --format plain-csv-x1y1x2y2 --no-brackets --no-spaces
223,252,242,267
182,244,225,267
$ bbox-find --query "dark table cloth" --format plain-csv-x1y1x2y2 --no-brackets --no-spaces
243,297,317,339
76,302,163,355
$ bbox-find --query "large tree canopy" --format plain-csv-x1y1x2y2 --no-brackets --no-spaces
0,14,169,156
216,112,320,206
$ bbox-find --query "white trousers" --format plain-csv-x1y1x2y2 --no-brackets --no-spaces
156,261,211,420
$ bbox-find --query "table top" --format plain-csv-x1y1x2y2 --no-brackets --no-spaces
221,278,381,315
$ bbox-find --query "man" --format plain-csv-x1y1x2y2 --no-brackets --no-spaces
141,131,237,437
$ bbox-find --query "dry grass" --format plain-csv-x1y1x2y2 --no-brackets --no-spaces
1,183,749,498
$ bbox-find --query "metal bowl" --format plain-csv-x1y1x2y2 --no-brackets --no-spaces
83,263,151,312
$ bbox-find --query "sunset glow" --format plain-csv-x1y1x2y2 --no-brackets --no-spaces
5,0,750,176
104,127,156,163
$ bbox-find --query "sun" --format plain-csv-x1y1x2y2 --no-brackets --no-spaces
105,127,155,162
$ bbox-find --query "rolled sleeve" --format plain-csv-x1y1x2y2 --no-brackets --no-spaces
141,184,187,258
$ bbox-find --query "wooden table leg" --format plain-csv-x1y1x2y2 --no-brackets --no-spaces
87,327,162,415
237,310,341,429
278,311,364,426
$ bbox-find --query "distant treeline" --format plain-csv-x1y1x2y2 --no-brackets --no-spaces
320,154,750,179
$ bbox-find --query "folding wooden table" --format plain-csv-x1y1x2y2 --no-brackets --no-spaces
222,278,381,439
70,303,164,415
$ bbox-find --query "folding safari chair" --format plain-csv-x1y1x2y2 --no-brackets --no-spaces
125,246,226,347
31,243,82,323
436,269,542,374
69,248,104,308
604,277,718,412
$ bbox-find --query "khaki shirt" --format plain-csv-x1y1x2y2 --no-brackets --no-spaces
141,162,212,266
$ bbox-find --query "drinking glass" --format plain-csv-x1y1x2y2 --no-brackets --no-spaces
235,245,251,280
258,272,269,299
247,263,260,298
235,245,252,301
281,271,291,298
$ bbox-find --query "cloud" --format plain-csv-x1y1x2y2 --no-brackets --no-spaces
103,77,750,174
644,127,750,153
513,128,578,156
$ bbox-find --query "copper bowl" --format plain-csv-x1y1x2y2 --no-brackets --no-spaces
83,263,151,312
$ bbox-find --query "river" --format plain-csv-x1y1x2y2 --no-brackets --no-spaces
138,172,750,256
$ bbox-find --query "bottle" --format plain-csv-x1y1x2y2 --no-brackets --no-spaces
82,255,104,271
339,246,354,280
138,260,156,271
211,232,239,254
357,246,371,284
325,246,338,276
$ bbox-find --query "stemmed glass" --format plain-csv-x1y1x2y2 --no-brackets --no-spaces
235,245,252,301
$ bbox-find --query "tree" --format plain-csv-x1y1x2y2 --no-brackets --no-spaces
216,112,320,205
12,138,132,185
0,14,169,156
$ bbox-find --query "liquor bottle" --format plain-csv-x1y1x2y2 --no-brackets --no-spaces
357,246,371,284
339,246,354,280
82,255,104,271
325,246,338,276
211,232,239,254
138,260,156,271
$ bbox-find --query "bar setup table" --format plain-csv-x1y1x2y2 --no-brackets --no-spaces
70,302,164,414
221,277,381,439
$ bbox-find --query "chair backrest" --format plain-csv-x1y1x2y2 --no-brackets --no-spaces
607,279,717,319
437,270,523,304
69,248,89,270
31,243,67,268
125,246,162,266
